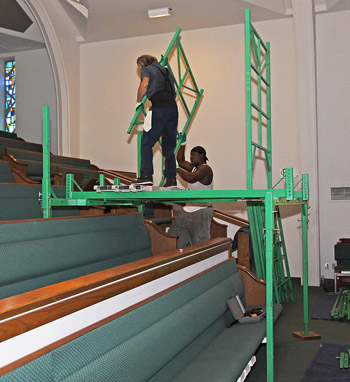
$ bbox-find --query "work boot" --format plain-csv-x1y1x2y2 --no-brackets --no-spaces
133,176,153,186
163,178,177,187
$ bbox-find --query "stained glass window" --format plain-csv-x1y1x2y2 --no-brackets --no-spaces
5,60,16,133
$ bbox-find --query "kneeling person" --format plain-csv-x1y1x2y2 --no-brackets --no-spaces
169,142,213,248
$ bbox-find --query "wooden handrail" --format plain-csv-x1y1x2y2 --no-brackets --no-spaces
213,209,249,227
0,237,232,342
99,169,136,185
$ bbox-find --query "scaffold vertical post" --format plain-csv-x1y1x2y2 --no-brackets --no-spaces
265,191,274,382
302,201,310,335
137,131,142,178
42,105,51,218
99,174,105,186
246,9,253,189
285,167,294,200
266,41,272,189
302,173,309,201
66,174,74,199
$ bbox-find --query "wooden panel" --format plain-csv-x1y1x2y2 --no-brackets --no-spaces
237,231,250,270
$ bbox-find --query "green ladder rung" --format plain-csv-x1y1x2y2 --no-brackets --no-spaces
252,141,271,153
251,64,270,86
251,102,270,120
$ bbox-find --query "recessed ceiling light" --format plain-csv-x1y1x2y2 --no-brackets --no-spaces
147,7,173,18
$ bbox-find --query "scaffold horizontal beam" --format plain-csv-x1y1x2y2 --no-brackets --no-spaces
49,187,307,208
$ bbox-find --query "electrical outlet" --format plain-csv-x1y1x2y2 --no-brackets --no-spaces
325,263,329,270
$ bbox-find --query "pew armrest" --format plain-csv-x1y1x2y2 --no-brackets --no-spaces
237,264,266,306
145,219,177,255
210,218,228,239
237,231,250,269
2,150,28,177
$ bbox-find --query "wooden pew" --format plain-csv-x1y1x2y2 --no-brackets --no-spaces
1,147,99,188
214,209,252,270
0,242,271,382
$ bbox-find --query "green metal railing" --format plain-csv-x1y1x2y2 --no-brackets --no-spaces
127,27,204,185
246,9,272,190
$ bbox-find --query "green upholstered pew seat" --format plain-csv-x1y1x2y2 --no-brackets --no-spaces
0,213,152,299
0,259,282,382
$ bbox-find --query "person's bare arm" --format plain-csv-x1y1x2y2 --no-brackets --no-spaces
137,77,149,102
176,145,193,172
177,164,213,184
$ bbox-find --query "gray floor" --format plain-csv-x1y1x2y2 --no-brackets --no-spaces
246,278,350,382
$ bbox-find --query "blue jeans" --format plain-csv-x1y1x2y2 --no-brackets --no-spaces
168,207,214,249
140,108,178,179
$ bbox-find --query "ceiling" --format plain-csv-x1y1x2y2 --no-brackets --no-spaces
61,0,350,43
0,0,44,54
1,0,350,53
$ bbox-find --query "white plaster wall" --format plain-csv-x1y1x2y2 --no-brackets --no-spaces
15,49,57,152
33,0,81,157
80,18,303,277
316,10,350,279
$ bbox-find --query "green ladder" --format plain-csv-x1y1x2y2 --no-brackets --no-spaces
246,9,271,190
127,28,204,186
247,201,294,304
245,8,293,304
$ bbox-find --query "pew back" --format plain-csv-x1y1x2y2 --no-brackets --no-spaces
0,213,152,299
0,183,80,221
0,161,14,183
0,137,42,153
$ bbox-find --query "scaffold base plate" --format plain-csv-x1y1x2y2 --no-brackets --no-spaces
292,331,322,340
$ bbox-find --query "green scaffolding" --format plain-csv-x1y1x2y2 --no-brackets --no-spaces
128,27,204,185
40,11,315,381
